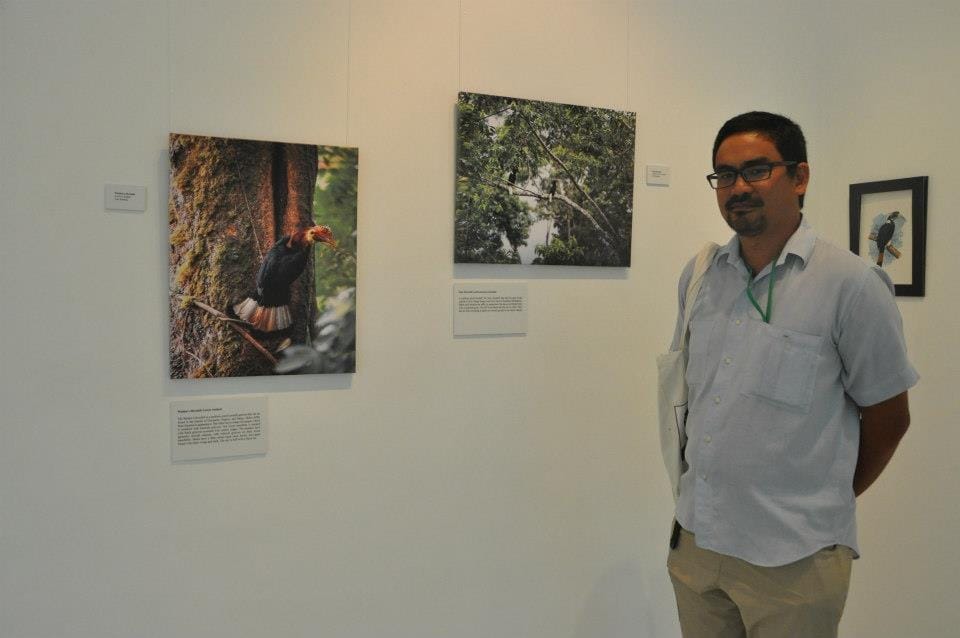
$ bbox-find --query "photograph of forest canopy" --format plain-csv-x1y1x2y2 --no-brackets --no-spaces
168,133,357,378
456,92,636,266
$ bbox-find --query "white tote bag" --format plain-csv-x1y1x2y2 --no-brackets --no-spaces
657,242,718,503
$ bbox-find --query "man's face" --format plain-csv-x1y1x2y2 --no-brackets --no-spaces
713,132,808,238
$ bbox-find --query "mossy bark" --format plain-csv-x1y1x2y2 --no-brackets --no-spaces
168,134,318,378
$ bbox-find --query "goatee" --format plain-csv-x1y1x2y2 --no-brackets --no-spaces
724,195,766,237
725,212,767,237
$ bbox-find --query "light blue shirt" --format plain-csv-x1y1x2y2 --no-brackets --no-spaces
671,218,918,567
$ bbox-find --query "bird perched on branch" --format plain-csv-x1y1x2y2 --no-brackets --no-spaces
234,225,336,332
874,211,900,267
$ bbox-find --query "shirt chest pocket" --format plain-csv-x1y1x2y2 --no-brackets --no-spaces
741,323,823,412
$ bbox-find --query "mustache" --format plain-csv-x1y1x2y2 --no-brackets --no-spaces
725,194,763,211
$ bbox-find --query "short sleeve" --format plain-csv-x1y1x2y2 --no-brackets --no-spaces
837,267,919,406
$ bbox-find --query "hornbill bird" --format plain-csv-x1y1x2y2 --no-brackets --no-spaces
875,211,900,266
234,225,336,332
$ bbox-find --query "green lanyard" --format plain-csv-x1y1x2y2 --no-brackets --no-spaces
746,254,780,323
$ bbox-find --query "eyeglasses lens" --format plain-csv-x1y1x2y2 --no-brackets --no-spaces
714,172,735,188
742,166,771,182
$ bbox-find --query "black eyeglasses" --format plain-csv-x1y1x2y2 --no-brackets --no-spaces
706,161,797,189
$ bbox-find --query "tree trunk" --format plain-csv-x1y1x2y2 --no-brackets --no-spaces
168,134,318,378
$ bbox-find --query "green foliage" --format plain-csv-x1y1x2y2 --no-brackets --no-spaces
455,92,635,266
532,235,585,266
313,146,358,304
455,96,532,263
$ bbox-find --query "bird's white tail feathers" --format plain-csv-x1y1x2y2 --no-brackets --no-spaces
233,298,292,332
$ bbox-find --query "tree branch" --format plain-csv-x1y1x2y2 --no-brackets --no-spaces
474,175,617,253
515,110,621,241
476,175,542,200
551,193,617,253
176,294,278,366
471,104,516,123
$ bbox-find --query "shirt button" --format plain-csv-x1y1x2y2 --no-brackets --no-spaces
704,435,712,443
713,396,721,404
735,319,742,325
723,357,732,365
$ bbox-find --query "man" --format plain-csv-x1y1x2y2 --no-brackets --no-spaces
666,111,918,637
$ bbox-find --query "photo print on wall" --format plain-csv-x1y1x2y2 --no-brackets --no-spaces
849,176,928,296
455,92,636,266
168,133,358,378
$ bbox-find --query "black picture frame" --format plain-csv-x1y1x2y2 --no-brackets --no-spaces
849,176,928,296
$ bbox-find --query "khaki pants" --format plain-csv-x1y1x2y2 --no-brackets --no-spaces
667,528,853,638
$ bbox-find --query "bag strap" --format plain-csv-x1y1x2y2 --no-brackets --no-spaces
679,242,719,348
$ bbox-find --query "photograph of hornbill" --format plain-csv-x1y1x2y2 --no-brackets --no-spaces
455,92,635,266
168,133,358,378
234,225,336,332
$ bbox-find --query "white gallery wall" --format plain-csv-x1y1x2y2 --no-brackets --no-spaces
1,1,957,636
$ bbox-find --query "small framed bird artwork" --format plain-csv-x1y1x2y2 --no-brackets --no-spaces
168,133,358,378
849,176,928,296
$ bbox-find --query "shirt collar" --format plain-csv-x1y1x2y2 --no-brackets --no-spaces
715,215,816,271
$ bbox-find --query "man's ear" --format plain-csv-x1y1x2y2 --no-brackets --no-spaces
793,162,810,195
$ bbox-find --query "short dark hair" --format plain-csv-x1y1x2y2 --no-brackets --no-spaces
713,111,807,207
